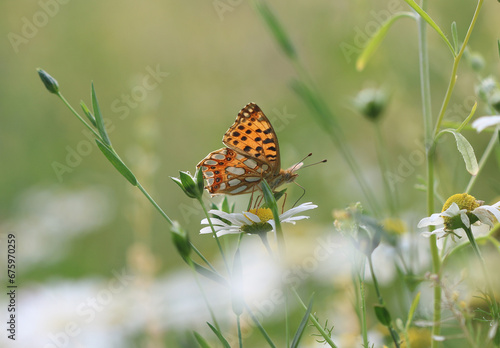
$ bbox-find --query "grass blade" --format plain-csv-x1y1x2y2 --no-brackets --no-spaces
91,82,111,146
207,322,231,348
291,295,314,348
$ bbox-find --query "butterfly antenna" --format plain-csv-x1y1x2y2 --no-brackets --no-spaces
292,181,306,208
291,153,312,171
301,159,327,169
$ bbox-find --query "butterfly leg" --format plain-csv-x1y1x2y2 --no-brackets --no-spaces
281,192,288,213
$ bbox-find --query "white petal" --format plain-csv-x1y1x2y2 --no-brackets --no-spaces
200,225,232,234
417,213,444,228
267,219,276,231
472,116,500,133
279,202,317,221
421,227,445,238
208,210,245,225
441,203,463,217
243,212,261,223
282,216,310,223
200,218,229,227
472,208,494,227
480,205,500,224
216,229,242,237
460,211,470,228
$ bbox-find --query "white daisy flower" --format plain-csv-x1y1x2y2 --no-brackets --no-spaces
200,202,318,237
418,193,500,248
472,115,500,133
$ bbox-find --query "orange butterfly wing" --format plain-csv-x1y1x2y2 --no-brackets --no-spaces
197,103,282,195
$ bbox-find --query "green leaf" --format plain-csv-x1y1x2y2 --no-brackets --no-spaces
356,12,415,71
207,322,231,348
95,139,137,185
441,130,479,175
254,0,296,60
260,188,287,209
192,262,229,287
291,295,314,348
80,100,97,127
193,331,212,348
402,0,455,56
374,304,392,327
91,82,111,146
451,22,458,54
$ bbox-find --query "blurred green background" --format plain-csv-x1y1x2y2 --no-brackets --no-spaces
1,0,499,347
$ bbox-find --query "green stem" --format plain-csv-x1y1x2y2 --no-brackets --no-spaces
198,198,230,274
368,255,400,348
359,279,369,348
433,0,484,137
57,92,101,140
290,287,338,348
137,182,174,226
237,315,243,348
465,128,499,193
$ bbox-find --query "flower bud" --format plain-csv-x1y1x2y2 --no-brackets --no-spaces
37,68,59,94
353,88,388,121
171,221,191,260
171,169,205,199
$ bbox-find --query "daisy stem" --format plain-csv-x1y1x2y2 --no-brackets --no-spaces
137,182,174,226
463,225,499,317
259,233,275,259
368,254,400,348
465,128,499,193
197,198,230,274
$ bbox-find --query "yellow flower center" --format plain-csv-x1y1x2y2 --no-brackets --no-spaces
441,193,481,231
382,218,407,236
247,208,274,222
442,193,480,212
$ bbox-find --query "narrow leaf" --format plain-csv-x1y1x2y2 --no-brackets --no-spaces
451,22,458,54
402,0,455,56
192,262,229,287
193,331,212,348
207,322,231,348
91,83,111,146
80,100,97,127
356,12,415,71
405,292,421,330
441,130,479,175
291,296,314,348
95,139,138,185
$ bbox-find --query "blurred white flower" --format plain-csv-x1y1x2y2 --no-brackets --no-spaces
472,115,500,132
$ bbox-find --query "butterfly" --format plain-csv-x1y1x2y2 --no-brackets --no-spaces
196,102,303,196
